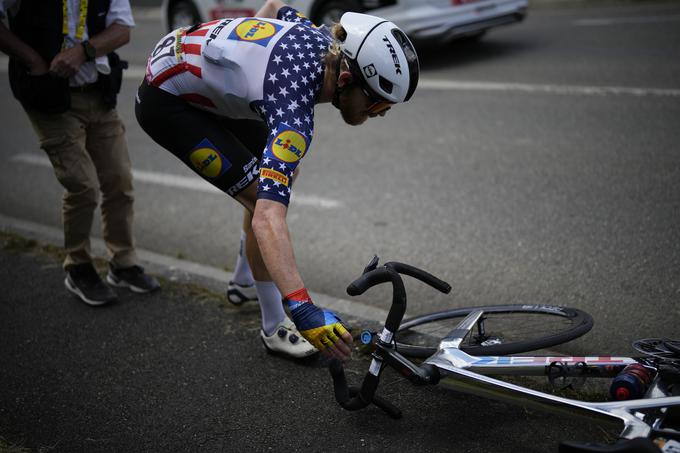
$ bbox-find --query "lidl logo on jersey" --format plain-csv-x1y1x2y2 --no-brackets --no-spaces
189,138,231,179
229,19,282,47
271,127,307,163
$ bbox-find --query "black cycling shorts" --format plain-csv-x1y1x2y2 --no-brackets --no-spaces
135,81,268,198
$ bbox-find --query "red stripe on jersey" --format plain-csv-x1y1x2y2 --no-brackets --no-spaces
187,64,202,79
202,19,221,27
186,28,210,37
179,93,216,108
183,43,202,55
150,63,189,87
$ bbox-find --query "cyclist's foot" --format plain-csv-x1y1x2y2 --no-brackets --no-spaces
260,318,318,359
106,264,160,293
65,263,118,306
227,281,258,305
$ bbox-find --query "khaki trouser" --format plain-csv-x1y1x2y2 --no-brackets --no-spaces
25,89,138,270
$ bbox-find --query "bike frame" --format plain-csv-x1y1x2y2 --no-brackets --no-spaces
421,309,680,440
330,258,680,445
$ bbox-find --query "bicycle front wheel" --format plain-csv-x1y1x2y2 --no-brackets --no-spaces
395,304,593,358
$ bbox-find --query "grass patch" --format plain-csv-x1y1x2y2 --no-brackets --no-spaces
0,231,65,261
0,232,37,252
157,275,234,309
0,437,31,453
0,230,235,311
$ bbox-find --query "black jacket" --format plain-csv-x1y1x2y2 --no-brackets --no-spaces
8,0,127,113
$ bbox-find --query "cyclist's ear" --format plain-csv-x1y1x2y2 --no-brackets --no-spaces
337,71,354,88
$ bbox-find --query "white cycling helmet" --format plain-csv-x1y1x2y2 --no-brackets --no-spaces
337,12,419,104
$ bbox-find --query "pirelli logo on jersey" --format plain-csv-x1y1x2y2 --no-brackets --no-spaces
271,126,307,163
260,168,290,187
229,19,282,47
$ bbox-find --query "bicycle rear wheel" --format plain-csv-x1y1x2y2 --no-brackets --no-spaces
395,305,593,358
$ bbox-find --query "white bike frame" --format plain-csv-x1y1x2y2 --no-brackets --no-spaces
423,309,680,440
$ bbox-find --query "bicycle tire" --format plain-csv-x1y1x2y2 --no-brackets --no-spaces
395,304,593,358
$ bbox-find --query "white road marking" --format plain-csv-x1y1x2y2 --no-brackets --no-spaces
9,153,342,209
0,58,677,98
417,79,680,97
573,15,680,26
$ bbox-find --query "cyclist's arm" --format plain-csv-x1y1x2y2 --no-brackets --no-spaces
251,199,352,360
251,199,303,296
256,0,286,19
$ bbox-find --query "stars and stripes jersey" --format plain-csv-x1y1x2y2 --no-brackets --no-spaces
144,6,333,206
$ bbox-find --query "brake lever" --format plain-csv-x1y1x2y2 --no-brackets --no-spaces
363,255,380,275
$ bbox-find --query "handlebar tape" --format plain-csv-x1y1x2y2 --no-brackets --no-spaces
346,267,394,296
329,358,403,418
346,267,406,333
329,358,372,410
384,262,452,294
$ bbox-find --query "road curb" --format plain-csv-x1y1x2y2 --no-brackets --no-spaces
0,213,390,323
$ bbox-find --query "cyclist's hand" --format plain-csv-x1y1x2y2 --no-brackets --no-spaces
284,288,353,361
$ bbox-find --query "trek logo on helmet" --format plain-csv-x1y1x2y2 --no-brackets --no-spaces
382,36,402,75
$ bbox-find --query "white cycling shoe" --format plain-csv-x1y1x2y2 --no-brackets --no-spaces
260,318,318,359
226,281,258,305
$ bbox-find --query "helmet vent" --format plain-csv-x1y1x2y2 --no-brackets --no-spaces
391,29,416,62
379,76,393,95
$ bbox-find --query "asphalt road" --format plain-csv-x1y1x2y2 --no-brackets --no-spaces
1,1,679,357
0,242,618,452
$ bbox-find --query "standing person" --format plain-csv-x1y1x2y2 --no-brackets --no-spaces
135,0,420,361
0,0,160,306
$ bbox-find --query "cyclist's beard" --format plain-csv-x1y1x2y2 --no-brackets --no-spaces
333,85,368,126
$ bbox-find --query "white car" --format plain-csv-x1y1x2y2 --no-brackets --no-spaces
161,0,528,43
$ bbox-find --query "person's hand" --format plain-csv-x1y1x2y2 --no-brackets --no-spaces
49,45,87,78
27,55,49,76
284,288,353,361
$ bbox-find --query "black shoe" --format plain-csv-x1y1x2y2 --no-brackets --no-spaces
106,264,160,293
65,263,118,306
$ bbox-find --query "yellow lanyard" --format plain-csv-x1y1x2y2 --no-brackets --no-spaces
62,0,88,49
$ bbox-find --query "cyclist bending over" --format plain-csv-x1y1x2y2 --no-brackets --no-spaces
136,0,420,360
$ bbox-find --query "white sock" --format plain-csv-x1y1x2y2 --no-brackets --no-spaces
232,230,254,286
255,280,286,336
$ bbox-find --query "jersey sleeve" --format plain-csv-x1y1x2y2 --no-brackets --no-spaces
277,5,316,28
257,107,315,206
255,14,330,206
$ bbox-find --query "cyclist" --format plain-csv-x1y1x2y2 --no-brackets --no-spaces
135,0,420,361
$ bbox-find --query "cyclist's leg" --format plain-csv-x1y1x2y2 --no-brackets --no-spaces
225,118,269,302
229,212,255,286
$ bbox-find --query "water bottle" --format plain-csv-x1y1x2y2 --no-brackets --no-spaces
609,364,653,400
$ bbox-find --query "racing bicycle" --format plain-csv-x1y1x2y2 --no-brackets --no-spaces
329,256,680,452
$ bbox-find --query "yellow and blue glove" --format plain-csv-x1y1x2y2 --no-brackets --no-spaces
284,288,352,358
